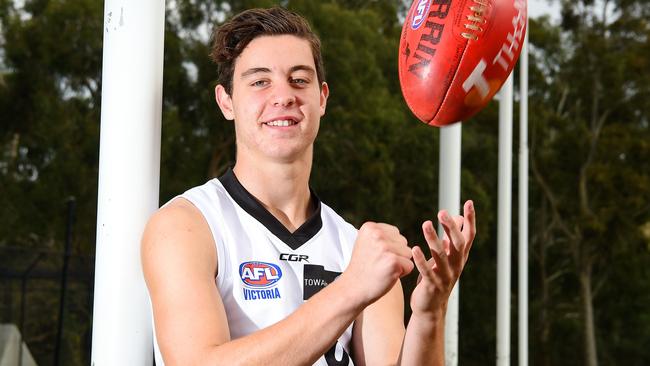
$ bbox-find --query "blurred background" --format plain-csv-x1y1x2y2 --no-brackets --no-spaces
0,0,649,365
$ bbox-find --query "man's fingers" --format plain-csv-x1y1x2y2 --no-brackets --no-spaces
422,220,444,256
429,248,452,285
361,221,412,259
462,200,477,256
396,253,415,277
394,236,414,259
438,210,464,254
422,221,451,278
412,246,443,288
375,222,402,236
412,246,433,280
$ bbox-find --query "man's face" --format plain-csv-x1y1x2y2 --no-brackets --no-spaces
215,34,329,164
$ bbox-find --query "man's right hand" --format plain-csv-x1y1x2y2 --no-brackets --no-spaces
340,222,414,307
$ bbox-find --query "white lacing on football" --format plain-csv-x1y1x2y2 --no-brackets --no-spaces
462,0,488,41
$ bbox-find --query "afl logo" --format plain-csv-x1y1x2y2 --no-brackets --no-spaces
239,261,282,288
411,0,432,30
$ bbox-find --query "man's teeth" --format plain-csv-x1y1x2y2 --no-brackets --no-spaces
265,120,295,127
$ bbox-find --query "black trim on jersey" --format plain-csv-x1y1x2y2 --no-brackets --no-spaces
218,168,323,250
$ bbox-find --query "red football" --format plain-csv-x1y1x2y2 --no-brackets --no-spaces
398,0,527,126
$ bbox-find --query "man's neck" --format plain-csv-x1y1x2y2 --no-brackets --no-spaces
232,156,313,233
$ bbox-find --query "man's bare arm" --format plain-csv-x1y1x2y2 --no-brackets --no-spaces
351,282,406,366
142,199,414,366
350,201,476,366
399,201,476,366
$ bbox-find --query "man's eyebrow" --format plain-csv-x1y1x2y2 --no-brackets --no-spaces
240,65,315,78
240,67,271,78
289,65,315,75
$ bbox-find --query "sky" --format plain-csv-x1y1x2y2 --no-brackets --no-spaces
528,0,562,21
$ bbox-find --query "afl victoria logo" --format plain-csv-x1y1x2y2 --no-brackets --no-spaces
239,261,282,288
411,0,432,30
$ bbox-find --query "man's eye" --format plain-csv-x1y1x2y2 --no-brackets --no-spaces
252,80,268,87
290,78,308,84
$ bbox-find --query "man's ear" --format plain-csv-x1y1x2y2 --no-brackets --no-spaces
319,82,329,117
215,84,235,120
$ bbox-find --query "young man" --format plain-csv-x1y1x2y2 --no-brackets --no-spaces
142,7,476,366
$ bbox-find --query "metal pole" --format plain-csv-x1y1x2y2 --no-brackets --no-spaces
439,123,462,366
497,74,513,366
92,2,164,364
55,197,76,366
518,21,529,366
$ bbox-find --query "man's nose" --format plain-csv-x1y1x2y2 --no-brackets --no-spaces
271,83,296,107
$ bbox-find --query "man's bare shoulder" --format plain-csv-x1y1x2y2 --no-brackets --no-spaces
142,198,229,363
145,197,211,240
142,197,216,278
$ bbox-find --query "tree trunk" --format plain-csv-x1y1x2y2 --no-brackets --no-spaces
579,265,598,366
536,201,552,366
207,136,234,178
539,254,551,366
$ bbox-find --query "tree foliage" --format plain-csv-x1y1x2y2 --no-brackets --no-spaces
528,1,650,365
0,0,648,365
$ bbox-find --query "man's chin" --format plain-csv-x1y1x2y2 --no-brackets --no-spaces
264,145,312,164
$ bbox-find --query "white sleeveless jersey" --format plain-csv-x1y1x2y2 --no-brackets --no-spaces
153,169,358,366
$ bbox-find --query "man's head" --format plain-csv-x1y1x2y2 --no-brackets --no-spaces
211,8,330,166
210,7,325,95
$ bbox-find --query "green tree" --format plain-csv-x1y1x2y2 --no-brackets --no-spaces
3,0,648,365
0,0,103,364
528,1,650,365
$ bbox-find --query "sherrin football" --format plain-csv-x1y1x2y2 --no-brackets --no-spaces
399,0,527,126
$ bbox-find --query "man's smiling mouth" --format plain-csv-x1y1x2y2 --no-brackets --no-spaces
264,119,298,127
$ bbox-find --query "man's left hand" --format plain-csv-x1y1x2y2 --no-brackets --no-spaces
410,200,476,318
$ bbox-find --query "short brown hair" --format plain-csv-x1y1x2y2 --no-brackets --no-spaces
210,7,326,95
